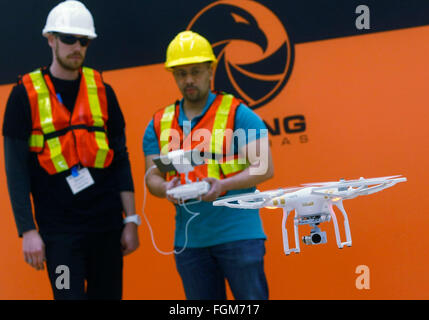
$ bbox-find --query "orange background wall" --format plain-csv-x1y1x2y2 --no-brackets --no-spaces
1,25,428,300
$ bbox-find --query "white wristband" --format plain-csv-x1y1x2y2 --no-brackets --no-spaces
123,214,141,226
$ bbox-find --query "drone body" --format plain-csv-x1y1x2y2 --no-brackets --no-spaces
213,176,407,255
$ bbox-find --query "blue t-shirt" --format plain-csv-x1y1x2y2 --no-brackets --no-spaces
143,92,268,248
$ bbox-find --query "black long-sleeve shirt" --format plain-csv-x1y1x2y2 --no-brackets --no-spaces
2,68,134,236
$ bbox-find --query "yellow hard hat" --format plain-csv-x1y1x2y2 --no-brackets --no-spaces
165,31,217,70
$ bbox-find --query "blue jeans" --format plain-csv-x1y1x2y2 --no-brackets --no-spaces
174,239,268,300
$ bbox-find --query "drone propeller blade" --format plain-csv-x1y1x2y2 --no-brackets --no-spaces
303,175,404,187
213,190,278,206
213,187,302,208
302,181,337,186
311,189,345,198
271,186,303,194
311,176,406,199
313,176,406,190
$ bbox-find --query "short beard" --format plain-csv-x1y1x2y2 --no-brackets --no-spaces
183,85,210,103
184,89,201,102
55,44,84,71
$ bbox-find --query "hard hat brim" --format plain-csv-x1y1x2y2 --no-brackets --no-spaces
165,56,217,70
42,27,97,39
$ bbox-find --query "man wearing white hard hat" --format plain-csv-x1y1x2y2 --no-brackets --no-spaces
2,0,139,299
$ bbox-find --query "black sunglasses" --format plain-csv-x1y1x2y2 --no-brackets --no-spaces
54,33,91,47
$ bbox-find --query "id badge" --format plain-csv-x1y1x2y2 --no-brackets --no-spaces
66,167,95,194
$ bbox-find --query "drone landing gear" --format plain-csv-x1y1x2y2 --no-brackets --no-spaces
281,209,300,255
329,201,352,248
282,209,332,255
281,205,352,255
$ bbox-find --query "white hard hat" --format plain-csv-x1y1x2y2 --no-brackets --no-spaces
42,0,97,39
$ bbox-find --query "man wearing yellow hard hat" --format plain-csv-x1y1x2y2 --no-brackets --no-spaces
3,1,139,299
143,30,274,299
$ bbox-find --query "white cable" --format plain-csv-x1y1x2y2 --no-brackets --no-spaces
142,165,200,255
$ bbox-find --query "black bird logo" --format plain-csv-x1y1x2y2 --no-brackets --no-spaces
187,0,294,109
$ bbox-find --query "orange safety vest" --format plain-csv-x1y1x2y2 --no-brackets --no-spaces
23,67,113,175
153,92,249,184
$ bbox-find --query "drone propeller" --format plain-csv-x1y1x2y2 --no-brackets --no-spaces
216,187,298,202
302,175,403,187
213,187,302,208
311,176,407,199
311,176,406,191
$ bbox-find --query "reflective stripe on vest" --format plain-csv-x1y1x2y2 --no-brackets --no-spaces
28,69,69,172
207,94,232,179
28,132,44,149
82,67,110,168
159,104,177,177
25,67,113,174
159,104,176,155
209,94,249,178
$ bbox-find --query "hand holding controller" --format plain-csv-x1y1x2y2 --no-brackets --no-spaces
166,181,211,202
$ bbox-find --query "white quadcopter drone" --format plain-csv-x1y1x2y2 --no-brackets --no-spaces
213,175,407,255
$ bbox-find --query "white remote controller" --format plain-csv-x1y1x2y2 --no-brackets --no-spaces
167,181,211,202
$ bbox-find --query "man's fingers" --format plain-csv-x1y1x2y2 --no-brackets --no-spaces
169,177,180,188
24,252,32,266
22,231,46,270
165,177,180,204
122,243,138,256
121,224,140,257
24,249,45,270
34,252,45,270
166,193,179,204
121,239,131,256
31,252,43,270
121,236,135,256
121,245,129,256
123,247,136,256
201,178,220,201
202,192,217,202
